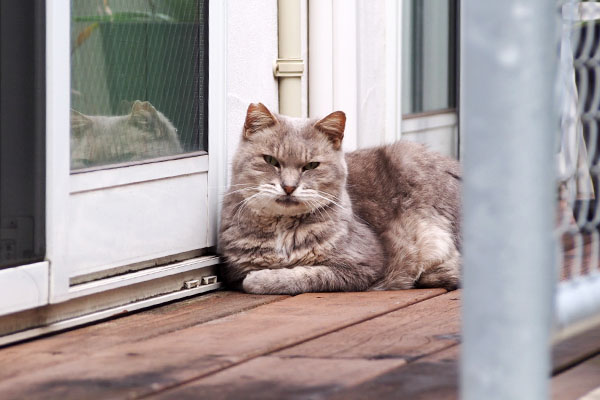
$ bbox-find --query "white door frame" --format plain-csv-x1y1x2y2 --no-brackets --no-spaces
42,0,227,305
0,0,229,345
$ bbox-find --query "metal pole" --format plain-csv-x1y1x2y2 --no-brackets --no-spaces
460,1,557,399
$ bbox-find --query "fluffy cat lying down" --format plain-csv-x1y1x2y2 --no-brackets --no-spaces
219,103,461,294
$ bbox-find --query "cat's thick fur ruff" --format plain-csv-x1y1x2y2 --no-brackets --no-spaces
219,103,461,294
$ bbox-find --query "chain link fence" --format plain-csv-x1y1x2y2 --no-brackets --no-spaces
555,0,600,340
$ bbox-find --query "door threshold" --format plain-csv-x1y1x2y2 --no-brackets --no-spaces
0,281,221,347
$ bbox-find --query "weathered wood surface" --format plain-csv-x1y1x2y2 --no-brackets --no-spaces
0,291,288,381
150,291,461,399
275,291,461,360
327,346,460,400
0,289,444,400
4,285,593,400
553,324,600,374
151,356,407,400
553,354,600,400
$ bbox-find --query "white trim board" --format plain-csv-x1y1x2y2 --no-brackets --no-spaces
402,111,457,134
0,262,49,315
207,0,228,247
68,255,220,298
0,281,222,347
70,154,209,194
46,0,72,302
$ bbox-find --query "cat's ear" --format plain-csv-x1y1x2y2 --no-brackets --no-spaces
314,111,346,150
130,100,159,132
71,109,92,138
243,102,277,138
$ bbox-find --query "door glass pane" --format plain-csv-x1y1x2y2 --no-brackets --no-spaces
70,0,208,171
402,0,458,114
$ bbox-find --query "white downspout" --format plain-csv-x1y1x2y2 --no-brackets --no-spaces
275,0,304,117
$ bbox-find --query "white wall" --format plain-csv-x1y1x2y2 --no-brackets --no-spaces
226,0,309,178
356,0,387,149
226,0,279,173
309,0,399,152
225,0,456,161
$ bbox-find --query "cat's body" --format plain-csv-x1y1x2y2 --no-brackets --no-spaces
71,100,182,169
219,103,461,294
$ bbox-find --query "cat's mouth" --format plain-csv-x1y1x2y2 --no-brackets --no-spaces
275,196,301,205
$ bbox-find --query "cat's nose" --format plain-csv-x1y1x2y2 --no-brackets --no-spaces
282,185,297,195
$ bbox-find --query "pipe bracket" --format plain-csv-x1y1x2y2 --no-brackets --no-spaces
273,58,304,77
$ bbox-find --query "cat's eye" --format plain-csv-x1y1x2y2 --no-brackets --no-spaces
263,155,280,167
303,162,320,171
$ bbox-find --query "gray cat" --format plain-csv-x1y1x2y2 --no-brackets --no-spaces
71,100,183,169
219,103,461,294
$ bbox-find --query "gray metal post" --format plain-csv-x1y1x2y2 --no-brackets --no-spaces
461,1,557,400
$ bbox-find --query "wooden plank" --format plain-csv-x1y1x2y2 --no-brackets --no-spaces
152,348,459,400
552,324,600,374
579,386,600,400
151,291,460,399
0,289,444,400
553,354,600,400
326,346,460,400
275,290,461,360
150,356,406,400
0,291,288,381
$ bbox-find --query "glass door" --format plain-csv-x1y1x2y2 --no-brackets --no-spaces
47,0,224,303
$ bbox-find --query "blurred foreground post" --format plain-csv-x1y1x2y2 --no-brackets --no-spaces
461,1,557,399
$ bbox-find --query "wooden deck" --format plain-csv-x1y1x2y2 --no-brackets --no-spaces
0,289,599,399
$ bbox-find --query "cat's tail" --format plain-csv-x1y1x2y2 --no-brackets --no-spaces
367,276,415,291
368,266,460,291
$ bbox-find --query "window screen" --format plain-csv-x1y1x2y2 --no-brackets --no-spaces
70,0,208,170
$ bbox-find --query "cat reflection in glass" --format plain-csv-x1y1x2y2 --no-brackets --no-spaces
219,103,461,294
70,100,182,169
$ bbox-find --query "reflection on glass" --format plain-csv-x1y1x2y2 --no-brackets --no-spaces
402,0,458,114
70,0,207,170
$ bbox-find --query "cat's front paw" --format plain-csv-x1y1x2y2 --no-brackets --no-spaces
242,269,299,295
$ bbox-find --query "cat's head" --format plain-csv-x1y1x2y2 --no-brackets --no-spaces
230,102,347,217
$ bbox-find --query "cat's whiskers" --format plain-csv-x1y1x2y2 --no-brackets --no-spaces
302,190,348,211
312,189,344,204
312,188,377,227
257,183,283,197
298,194,334,221
311,201,332,222
304,199,323,220
233,192,266,226
319,202,335,221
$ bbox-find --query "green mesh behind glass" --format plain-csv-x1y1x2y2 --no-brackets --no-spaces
70,0,207,170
